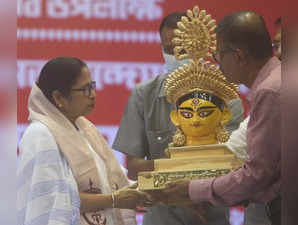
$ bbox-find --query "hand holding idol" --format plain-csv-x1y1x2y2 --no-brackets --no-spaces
113,183,155,211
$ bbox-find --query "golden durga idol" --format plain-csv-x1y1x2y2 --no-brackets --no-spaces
138,6,244,191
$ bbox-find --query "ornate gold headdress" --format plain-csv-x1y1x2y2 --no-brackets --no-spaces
165,6,239,105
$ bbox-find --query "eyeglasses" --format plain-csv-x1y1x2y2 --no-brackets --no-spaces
272,41,281,51
71,81,96,97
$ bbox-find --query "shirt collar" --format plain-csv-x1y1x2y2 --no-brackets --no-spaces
246,56,281,103
158,73,169,98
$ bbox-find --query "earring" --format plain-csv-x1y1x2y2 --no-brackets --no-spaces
172,126,186,147
216,123,230,143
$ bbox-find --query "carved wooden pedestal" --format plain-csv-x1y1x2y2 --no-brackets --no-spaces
138,144,243,190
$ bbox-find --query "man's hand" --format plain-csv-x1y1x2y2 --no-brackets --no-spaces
162,179,191,203
148,180,211,224
164,180,212,224
114,183,154,211
142,180,190,205
127,156,154,180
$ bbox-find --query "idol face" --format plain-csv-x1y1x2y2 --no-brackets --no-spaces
171,97,231,137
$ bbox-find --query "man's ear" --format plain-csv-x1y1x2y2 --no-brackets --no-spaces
221,106,232,125
170,110,179,126
235,48,247,66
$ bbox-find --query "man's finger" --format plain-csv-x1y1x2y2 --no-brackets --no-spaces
165,181,176,189
136,190,154,201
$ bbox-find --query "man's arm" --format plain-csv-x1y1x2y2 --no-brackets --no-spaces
113,86,152,179
188,90,281,206
127,155,154,180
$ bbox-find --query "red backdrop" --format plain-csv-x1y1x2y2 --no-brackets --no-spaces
17,1,284,224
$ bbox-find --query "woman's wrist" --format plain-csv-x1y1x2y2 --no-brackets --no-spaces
112,192,120,208
111,192,116,208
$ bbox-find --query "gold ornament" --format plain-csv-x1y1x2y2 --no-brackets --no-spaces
165,60,239,105
173,6,217,60
165,5,239,106
172,126,186,147
216,123,230,143
151,169,231,188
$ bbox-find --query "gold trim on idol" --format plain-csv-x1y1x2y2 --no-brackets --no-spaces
165,6,239,106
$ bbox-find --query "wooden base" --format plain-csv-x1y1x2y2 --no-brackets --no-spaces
138,144,244,190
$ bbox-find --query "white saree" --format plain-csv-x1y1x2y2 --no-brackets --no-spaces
17,121,81,225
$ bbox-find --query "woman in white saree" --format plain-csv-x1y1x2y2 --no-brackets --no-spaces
17,57,152,225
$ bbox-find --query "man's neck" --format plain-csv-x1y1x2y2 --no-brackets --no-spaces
244,57,271,88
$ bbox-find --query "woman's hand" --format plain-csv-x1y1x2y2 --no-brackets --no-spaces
114,184,154,211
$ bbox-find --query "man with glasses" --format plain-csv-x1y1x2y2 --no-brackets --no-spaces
214,16,282,225
163,11,281,225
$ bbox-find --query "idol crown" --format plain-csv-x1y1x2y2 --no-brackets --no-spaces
165,5,239,105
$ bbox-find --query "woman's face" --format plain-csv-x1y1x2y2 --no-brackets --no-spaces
60,66,96,120
171,97,228,137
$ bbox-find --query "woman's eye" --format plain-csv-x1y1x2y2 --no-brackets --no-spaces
180,111,193,118
198,110,214,117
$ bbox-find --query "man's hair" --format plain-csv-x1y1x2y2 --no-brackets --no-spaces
215,11,273,60
275,17,281,26
37,57,87,105
159,12,187,35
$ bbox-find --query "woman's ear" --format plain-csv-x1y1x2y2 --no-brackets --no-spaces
170,110,179,126
52,90,64,108
221,106,232,125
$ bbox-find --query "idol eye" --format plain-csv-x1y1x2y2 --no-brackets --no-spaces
180,111,193,118
198,110,214,118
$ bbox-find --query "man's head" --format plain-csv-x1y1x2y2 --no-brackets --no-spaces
159,12,187,55
273,17,282,60
213,11,273,86
159,12,190,73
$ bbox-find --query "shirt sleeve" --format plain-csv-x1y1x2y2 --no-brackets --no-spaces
17,123,80,225
226,99,244,133
189,90,280,206
112,87,149,158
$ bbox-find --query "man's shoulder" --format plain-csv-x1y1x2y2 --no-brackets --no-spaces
259,64,281,95
135,74,167,94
